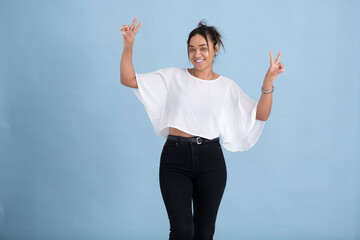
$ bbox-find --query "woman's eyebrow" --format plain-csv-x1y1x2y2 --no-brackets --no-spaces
189,44,207,47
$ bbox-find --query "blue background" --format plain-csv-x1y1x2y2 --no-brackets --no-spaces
1,0,359,239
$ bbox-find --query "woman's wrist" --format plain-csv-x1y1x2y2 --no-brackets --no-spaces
123,45,133,52
262,80,273,91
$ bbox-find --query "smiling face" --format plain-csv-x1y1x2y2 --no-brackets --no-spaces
188,34,219,71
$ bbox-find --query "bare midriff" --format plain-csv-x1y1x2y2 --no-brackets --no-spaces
168,127,197,137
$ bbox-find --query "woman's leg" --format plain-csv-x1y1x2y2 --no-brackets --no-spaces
159,140,194,240
193,141,227,240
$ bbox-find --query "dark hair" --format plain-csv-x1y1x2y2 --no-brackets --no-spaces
187,19,225,57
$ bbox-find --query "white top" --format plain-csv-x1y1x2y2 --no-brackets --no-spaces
133,67,265,152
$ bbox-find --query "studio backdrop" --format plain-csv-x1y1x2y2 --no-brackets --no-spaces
0,0,359,239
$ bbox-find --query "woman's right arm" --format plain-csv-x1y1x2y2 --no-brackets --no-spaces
120,47,137,88
120,18,142,88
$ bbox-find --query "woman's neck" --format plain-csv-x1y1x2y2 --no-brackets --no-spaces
191,67,216,80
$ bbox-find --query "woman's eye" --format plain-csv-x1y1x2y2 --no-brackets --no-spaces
201,48,207,51
189,49,194,52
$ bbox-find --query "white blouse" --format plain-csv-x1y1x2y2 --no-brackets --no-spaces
132,67,265,152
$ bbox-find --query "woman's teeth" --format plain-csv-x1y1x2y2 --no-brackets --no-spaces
195,59,204,63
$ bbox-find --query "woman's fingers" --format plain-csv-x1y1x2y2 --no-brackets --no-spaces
121,18,142,35
275,50,282,64
134,22,142,34
130,17,138,30
121,25,130,32
277,68,285,74
275,62,285,75
278,62,284,69
267,50,285,79
270,50,283,65
269,51,274,65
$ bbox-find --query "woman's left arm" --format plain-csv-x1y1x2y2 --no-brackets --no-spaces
256,50,285,121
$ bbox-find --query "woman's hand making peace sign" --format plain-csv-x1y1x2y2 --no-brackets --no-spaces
121,17,142,49
265,50,285,84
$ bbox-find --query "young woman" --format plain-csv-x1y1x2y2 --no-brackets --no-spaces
120,17,285,240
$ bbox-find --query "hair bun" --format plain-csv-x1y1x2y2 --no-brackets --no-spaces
198,19,207,28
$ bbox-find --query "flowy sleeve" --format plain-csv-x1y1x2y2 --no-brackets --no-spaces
219,81,265,152
132,68,172,137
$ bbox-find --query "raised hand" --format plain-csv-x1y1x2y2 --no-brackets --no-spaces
265,50,285,83
121,17,142,49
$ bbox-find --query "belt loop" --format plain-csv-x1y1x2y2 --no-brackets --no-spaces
176,135,180,146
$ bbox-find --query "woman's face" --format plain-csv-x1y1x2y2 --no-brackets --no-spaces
188,34,218,71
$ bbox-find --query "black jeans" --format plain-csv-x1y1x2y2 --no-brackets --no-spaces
159,135,227,240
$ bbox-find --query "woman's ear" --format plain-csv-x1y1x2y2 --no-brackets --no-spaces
215,43,219,55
